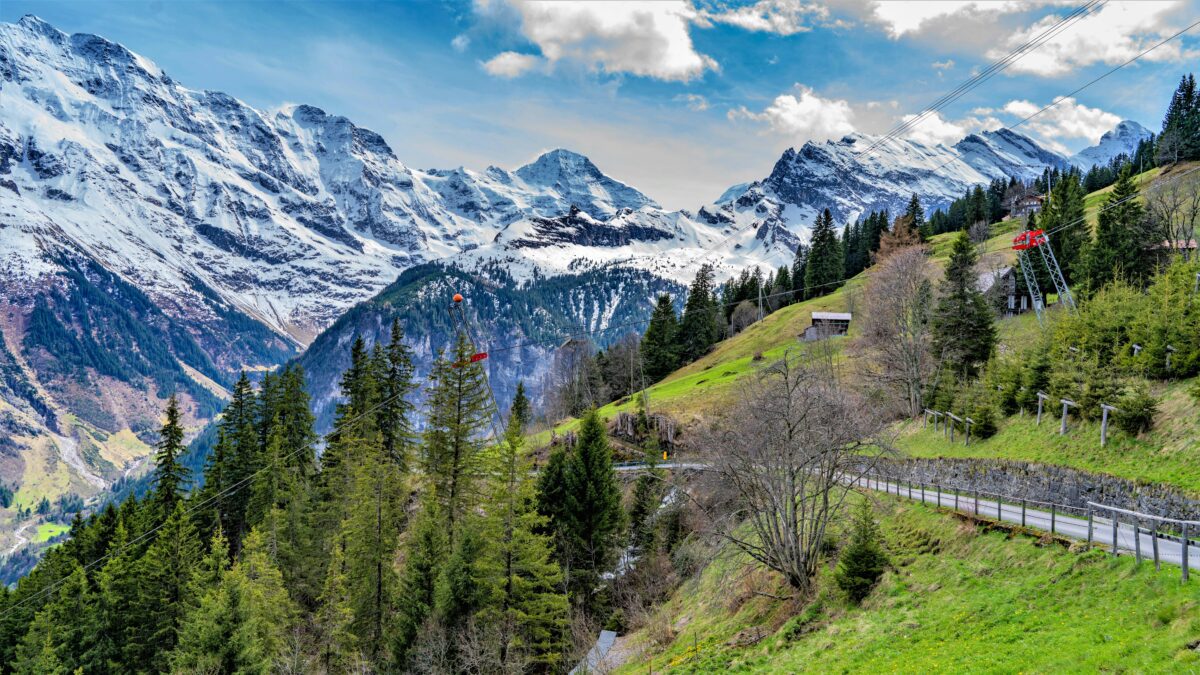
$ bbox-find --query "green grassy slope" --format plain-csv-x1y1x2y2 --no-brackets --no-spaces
897,375,1200,493
616,497,1200,673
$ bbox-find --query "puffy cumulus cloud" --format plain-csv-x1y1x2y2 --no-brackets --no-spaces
998,97,1121,152
899,110,1002,146
482,51,543,78
451,34,471,52
729,85,856,141
484,1,717,81
987,1,1200,77
931,59,954,70
698,0,835,35
868,0,1027,39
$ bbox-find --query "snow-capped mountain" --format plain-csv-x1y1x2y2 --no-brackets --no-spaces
1070,120,1152,169
734,128,1073,227
0,14,1084,558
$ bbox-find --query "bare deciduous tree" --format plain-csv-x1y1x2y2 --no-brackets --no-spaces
856,246,937,418
728,300,758,336
698,347,889,595
1146,173,1200,262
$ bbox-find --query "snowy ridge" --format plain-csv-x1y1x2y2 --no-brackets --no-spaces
1070,120,1152,169
1,14,1092,346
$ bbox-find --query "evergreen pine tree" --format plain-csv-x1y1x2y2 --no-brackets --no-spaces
172,527,297,673
641,294,680,381
378,319,418,471
221,372,262,555
423,332,493,540
94,519,141,671
1041,171,1087,282
434,523,484,641
152,394,190,524
1079,165,1151,293
536,445,570,551
478,414,569,671
13,564,98,674
394,497,448,664
316,532,359,671
932,232,997,380
341,446,405,662
510,380,532,431
679,263,721,362
133,501,202,671
905,194,928,240
561,410,624,611
835,501,888,603
804,209,845,297
791,243,809,301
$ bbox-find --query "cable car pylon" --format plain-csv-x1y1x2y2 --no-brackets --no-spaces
1013,227,1076,327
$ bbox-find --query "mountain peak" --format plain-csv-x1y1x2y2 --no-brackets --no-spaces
1071,119,1152,168
15,14,63,37
518,148,602,178
515,148,659,213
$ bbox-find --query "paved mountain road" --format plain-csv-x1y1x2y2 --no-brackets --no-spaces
615,462,1200,569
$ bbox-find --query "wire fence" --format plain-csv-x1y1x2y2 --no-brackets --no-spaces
856,471,1199,581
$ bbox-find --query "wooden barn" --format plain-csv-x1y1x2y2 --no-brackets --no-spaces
803,312,852,341
979,266,1036,317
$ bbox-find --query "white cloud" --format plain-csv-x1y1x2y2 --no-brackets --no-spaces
484,1,718,81
482,51,542,78
899,110,1002,146
869,0,1026,38
677,93,710,111
987,2,1199,76
730,85,856,141
451,34,471,52
999,97,1121,152
700,0,831,36
931,59,954,70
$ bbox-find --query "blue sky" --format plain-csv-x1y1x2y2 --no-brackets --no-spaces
6,1,1199,208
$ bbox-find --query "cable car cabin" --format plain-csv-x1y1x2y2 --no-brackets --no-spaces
979,266,1035,317
802,312,851,341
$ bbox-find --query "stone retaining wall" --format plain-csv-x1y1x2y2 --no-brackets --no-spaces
871,456,1200,522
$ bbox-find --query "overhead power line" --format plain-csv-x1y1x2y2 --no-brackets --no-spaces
859,0,1106,158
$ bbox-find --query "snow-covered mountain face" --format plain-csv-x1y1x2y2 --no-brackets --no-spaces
0,15,1085,558
1070,120,1152,169
741,128,1073,226
0,16,683,343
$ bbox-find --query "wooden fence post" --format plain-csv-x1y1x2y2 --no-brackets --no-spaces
1036,391,1049,426
1021,500,1027,527
1087,508,1093,547
1183,524,1190,583
1111,516,1119,555
1134,522,1142,565
1050,504,1056,535
974,490,979,515
1152,525,1160,571
1059,399,1078,435
1100,404,1119,447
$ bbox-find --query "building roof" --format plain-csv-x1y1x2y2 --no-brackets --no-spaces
977,266,1013,293
811,311,852,322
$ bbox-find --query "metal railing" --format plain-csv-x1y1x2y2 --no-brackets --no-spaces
856,472,1199,582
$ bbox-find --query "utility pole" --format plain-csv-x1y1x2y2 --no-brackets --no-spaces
757,282,765,323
